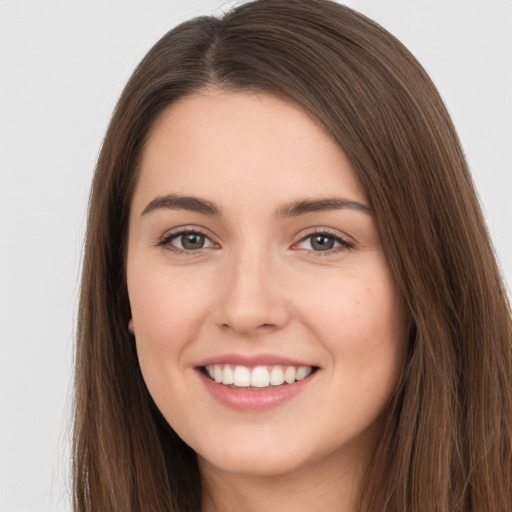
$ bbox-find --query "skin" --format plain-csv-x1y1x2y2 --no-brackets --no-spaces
126,90,408,512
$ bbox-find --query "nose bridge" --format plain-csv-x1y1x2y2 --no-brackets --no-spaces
214,240,288,334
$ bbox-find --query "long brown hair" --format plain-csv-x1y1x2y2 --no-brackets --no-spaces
74,0,512,510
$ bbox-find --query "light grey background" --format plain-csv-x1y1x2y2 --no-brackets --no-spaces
1,1,510,510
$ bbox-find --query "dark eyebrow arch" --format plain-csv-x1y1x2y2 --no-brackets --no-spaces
277,197,373,217
141,194,221,216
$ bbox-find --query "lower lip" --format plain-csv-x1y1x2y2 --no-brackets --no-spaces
197,370,317,412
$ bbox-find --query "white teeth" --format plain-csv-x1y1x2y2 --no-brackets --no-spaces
251,366,270,387
222,365,234,385
214,365,223,383
296,366,312,381
233,365,251,387
284,366,296,384
270,366,285,386
205,364,314,388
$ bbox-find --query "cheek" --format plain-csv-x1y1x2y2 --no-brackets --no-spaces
127,264,220,424
299,271,406,432
296,262,407,378
128,265,215,371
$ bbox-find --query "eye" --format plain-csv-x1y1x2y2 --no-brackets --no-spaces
296,231,352,252
160,230,215,252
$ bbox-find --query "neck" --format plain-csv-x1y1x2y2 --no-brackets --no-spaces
199,445,369,512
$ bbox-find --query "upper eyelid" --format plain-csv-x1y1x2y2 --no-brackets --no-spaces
159,226,216,242
299,232,345,243
157,229,217,255
295,227,353,243
292,228,355,255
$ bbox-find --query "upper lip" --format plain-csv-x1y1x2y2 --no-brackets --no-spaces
195,353,317,368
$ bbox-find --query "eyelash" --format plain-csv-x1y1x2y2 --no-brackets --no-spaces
295,229,354,256
157,228,354,256
157,229,215,256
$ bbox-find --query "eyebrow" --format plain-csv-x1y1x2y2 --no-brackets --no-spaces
141,194,373,217
277,197,373,217
142,194,221,216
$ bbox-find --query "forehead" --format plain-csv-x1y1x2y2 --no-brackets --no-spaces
134,90,367,214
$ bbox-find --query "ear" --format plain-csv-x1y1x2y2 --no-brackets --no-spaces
128,318,135,334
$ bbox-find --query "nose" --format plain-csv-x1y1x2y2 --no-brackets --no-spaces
212,249,291,336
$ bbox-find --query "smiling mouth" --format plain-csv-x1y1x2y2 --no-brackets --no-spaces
201,364,318,389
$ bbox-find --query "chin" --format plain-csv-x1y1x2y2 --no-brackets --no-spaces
198,445,307,478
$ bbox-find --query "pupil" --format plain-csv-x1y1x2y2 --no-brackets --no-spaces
312,235,334,251
182,233,204,250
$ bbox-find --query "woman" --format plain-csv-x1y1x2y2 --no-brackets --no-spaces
74,0,512,510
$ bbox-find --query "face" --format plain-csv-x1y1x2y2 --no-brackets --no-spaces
126,90,408,479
